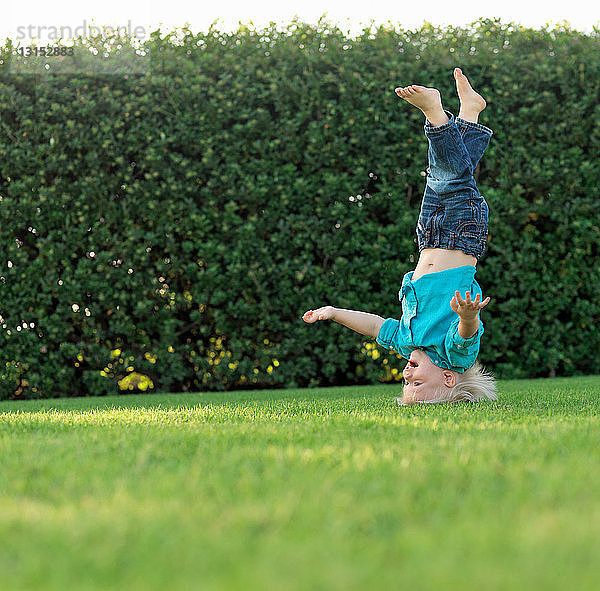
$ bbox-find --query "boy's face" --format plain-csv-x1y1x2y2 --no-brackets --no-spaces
402,349,457,404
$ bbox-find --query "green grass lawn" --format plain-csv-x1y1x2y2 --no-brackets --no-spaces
1,376,599,591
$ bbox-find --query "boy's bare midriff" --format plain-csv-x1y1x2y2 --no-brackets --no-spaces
411,248,477,281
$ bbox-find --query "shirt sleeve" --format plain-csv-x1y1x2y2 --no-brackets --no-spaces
376,318,400,351
444,316,484,370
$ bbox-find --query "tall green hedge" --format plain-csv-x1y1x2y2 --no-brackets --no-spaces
0,18,599,399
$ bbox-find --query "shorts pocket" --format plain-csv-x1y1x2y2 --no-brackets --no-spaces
455,219,481,240
456,198,487,240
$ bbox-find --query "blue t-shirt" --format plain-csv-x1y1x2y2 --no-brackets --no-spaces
375,265,484,372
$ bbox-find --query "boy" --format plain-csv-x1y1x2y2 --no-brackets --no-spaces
303,68,497,404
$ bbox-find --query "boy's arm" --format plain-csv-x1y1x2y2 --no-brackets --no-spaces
302,306,385,339
458,316,480,339
450,291,490,338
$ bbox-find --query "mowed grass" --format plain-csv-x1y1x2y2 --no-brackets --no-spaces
1,377,600,591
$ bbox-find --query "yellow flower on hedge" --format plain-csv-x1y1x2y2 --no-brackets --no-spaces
267,365,273,374
110,348,121,358
168,346,175,353
138,379,153,391
371,350,380,360
144,352,157,364
118,372,154,391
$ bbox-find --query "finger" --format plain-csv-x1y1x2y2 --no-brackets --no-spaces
465,291,472,305
455,291,465,306
479,296,491,309
450,297,459,313
473,293,481,306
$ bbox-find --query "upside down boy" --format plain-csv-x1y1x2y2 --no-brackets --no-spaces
303,68,497,405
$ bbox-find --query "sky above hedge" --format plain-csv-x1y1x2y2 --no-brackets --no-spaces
1,0,597,42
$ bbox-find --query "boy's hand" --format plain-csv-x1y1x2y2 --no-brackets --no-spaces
302,306,335,323
450,291,490,319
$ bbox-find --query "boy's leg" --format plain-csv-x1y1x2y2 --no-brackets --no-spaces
396,81,489,258
454,68,492,169
455,120,492,170
424,113,475,191
422,118,489,258
455,68,485,124
395,84,474,184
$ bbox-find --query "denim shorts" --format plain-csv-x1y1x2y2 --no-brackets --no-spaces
416,112,493,259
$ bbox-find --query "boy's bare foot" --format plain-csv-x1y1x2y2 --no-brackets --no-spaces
394,85,449,127
454,68,486,123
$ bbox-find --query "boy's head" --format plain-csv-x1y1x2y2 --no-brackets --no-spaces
401,349,497,405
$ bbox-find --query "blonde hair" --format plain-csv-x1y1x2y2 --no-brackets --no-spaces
442,361,497,403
